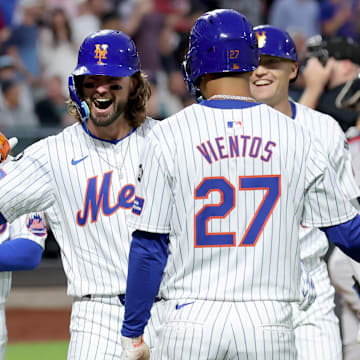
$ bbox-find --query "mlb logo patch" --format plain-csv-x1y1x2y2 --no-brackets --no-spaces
227,120,242,129
26,213,47,237
132,196,144,216
0,169,6,179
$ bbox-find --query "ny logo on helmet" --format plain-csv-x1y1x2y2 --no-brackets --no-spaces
255,31,267,49
94,44,108,64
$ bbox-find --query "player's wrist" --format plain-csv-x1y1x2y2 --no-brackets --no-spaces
120,335,150,360
121,335,145,346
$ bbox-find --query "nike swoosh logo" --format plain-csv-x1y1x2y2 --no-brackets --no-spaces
175,301,194,310
71,155,88,165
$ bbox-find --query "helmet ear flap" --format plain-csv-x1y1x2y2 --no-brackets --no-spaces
182,56,202,101
68,76,89,121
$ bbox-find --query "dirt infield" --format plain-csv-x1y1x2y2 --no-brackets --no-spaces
6,308,71,343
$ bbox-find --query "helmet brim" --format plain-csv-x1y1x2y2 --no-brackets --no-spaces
72,64,139,78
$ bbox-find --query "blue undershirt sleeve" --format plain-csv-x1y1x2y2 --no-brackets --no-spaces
321,214,360,262
121,230,169,338
0,212,7,225
0,238,43,271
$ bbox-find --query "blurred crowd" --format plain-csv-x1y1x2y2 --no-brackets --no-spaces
0,0,358,130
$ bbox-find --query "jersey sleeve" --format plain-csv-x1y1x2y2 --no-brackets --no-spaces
128,133,173,233
9,212,48,249
302,136,358,228
327,119,360,201
0,139,55,223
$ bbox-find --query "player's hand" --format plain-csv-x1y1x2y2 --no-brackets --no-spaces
120,335,150,360
302,57,334,91
298,261,316,311
0,132,18,164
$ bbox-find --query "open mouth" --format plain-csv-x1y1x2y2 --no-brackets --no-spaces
93,98,113,110
254,79,272,86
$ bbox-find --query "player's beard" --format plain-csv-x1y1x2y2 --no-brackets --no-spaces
88,98,127,128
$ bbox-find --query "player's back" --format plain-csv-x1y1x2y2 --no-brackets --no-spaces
146,100,326,302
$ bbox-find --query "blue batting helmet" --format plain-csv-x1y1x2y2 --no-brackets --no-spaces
182,9,259,99
253,25,297,62
68,29,140,121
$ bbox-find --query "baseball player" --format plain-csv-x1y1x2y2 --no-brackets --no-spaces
249,25,360,360
0,213,47,360
0,134,47,360
120,9,360,359
329,247,360,360
0,30,161,360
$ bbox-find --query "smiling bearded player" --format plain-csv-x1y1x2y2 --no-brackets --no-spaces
0,30,162,360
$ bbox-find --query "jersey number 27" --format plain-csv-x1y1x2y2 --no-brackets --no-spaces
194,175,281,247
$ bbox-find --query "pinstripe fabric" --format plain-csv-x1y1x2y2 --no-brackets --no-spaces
293,263,342,360
154,299,296,359
68,298,164,360
295,102,360,271
0,214,47,360
0,118,159,359
291,103,360,360
0,118,157,297
348,135,360,188
130,102,356,303
0,224,11,360
129,101,357,358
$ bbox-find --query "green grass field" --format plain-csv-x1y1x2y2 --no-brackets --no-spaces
6,341,68,360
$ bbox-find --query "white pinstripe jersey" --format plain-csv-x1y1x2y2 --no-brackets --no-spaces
129,101,357,302
294,102,360,270
348,133,360,189
0,118,158,297
0,213,47,304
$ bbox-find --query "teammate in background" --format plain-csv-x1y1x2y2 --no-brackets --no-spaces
249,24,360,360
0,213,47,360
120,9,360,359
0,30,160,360
329,247,360,360
0,133,47,360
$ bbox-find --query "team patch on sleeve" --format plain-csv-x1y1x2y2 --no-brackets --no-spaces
26,213,47,237
132,196,145,216
0,168,6,179
0,223,7,234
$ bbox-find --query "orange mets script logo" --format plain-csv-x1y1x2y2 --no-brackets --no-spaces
94,44,109,64
255,31,267,48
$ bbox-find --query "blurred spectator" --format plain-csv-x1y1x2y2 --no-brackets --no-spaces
269,0,320,40
35,75,73,127
72,0,109,49
0,54,35,114
0,0,18,27
320,0,360,41
45,0,77,20
217,0,263,26
146,71,192,120
299,36,360,132
100,11,122,30
4,0,44,84
39,7,77,96
118,0,164,80
0,78,38,129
